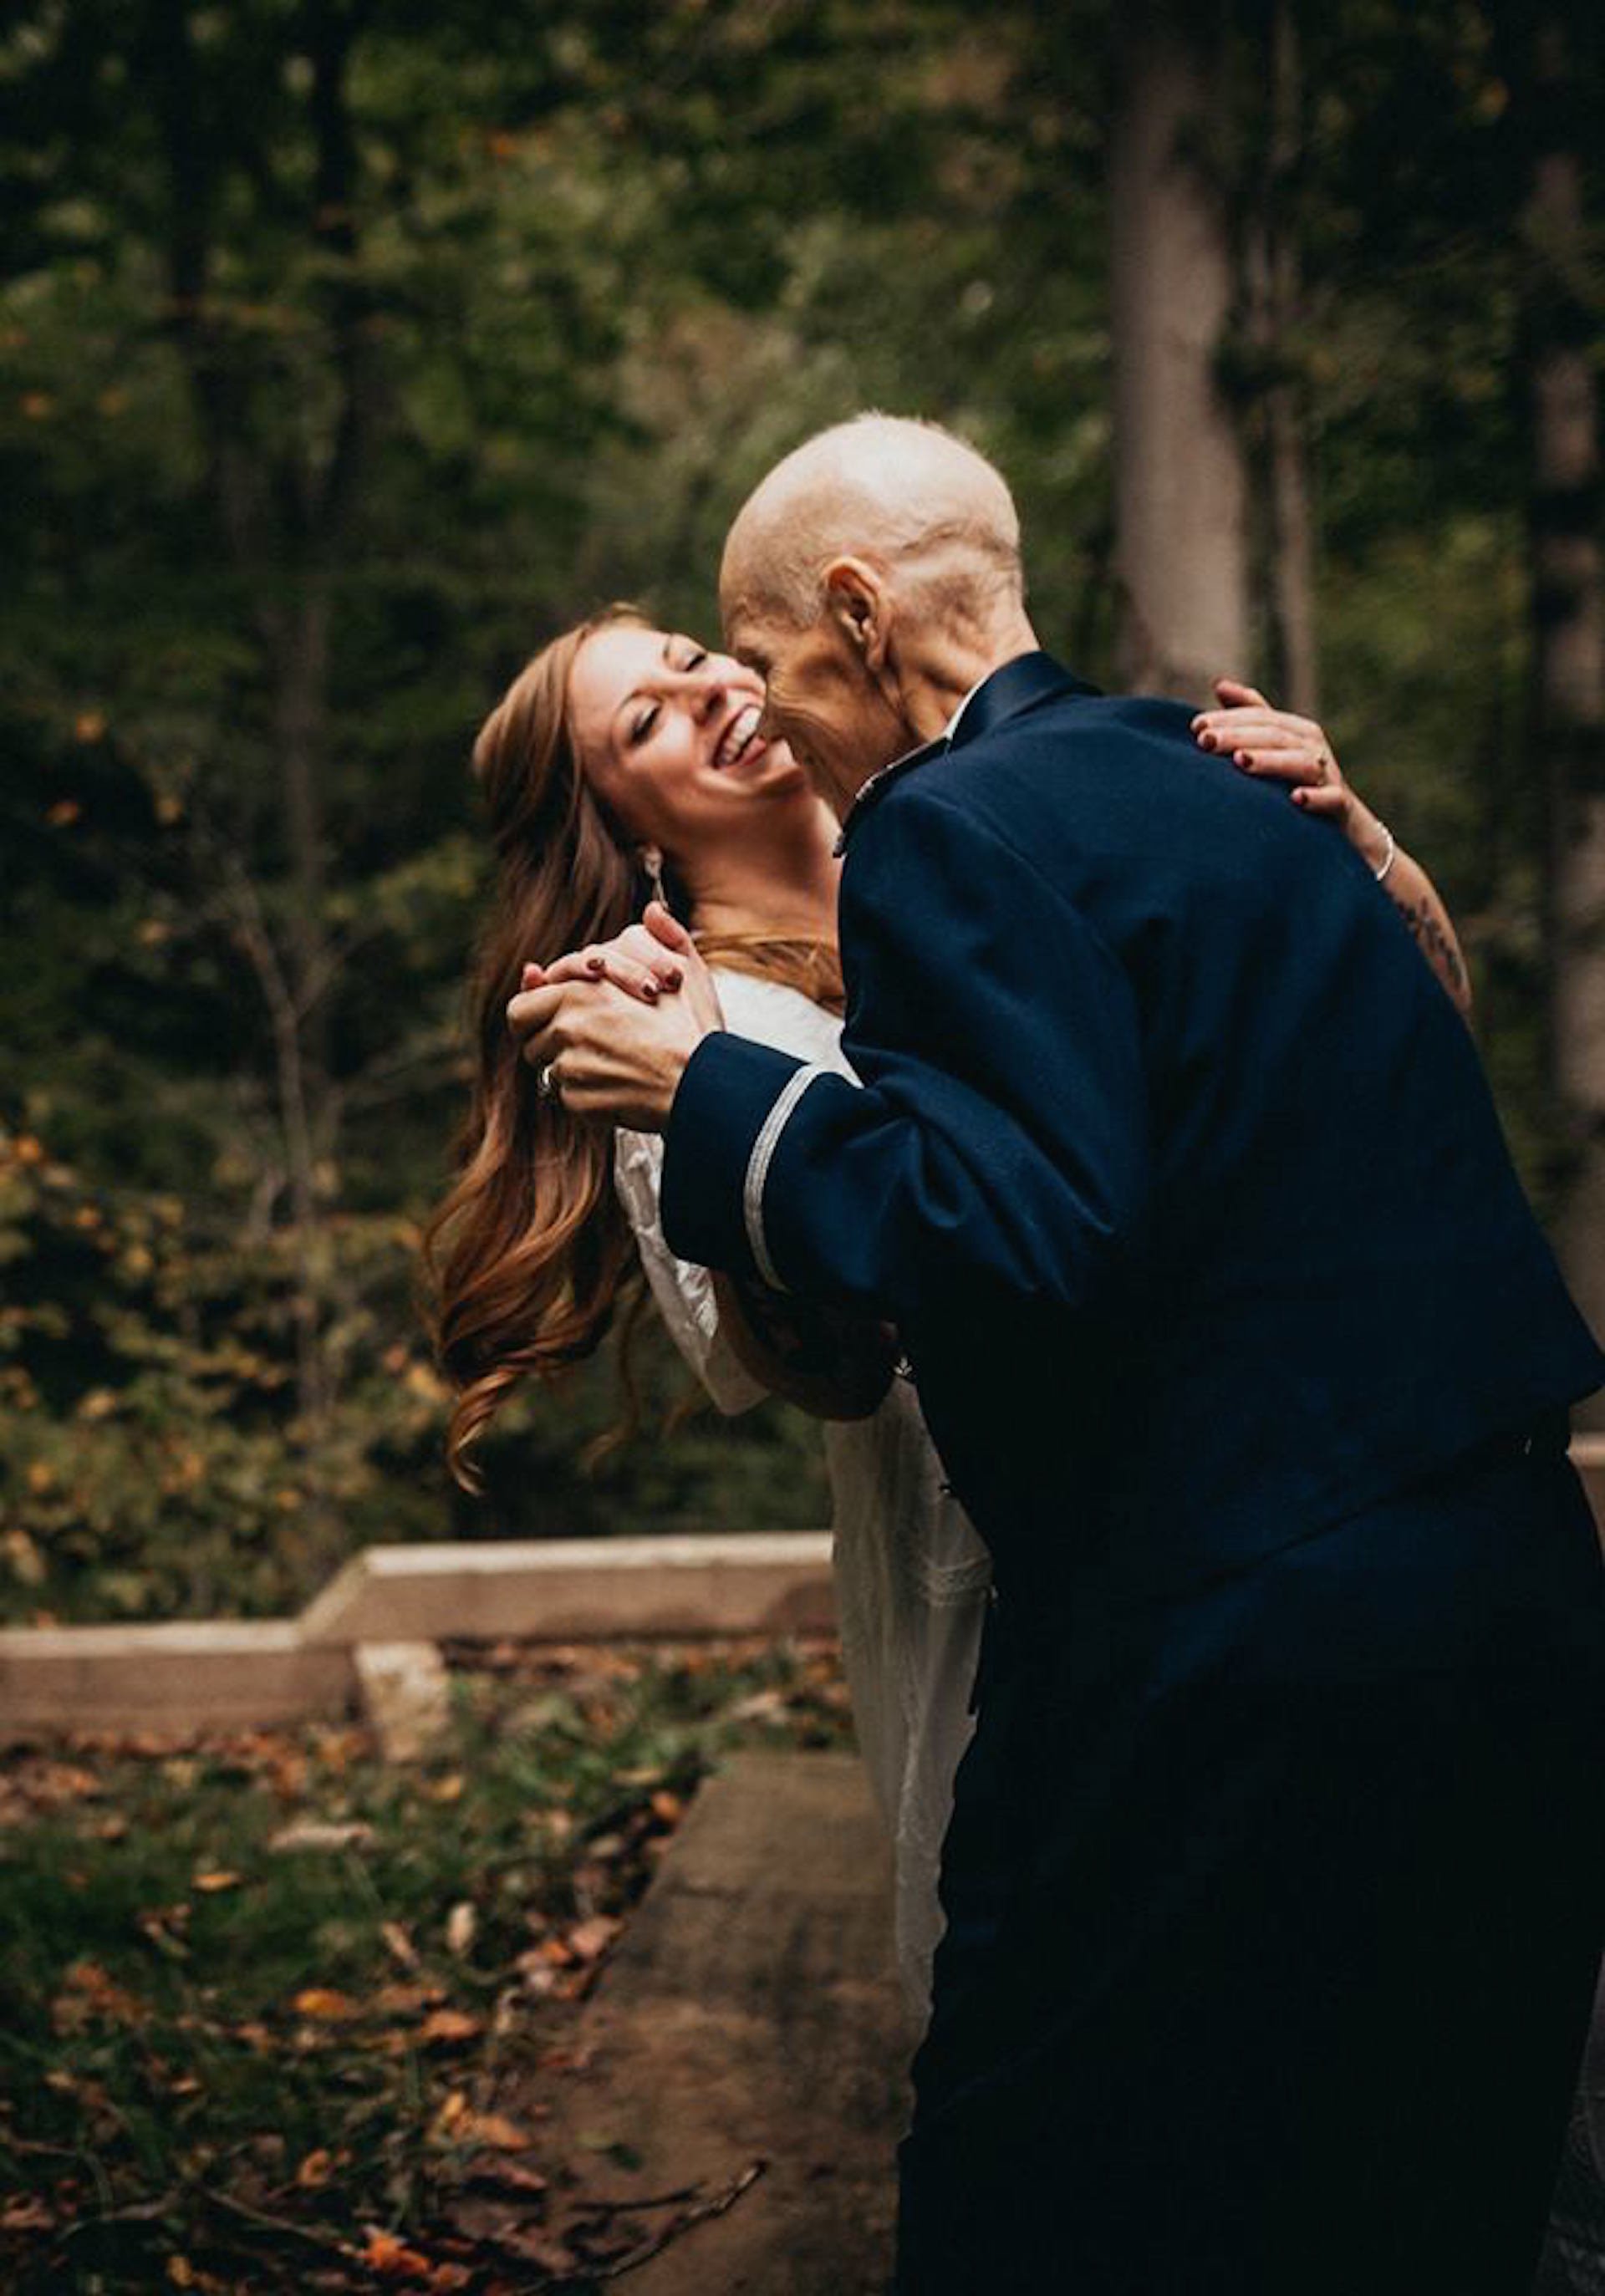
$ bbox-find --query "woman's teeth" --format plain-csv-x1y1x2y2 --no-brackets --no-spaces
716,705,765,770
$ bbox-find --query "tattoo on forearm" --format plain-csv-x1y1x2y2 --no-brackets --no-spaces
1392,893,1466,998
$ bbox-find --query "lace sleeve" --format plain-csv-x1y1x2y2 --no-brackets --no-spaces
613,1123,769,1416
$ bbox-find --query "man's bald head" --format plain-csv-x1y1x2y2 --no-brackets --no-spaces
720,413,1024,642
716,415,1038,816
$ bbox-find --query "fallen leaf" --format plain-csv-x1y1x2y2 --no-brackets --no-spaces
650,1789,686,1825
52,1960,148,2034
1,2195,54,2232
191,1869,241,1893
381,1919,420,1969
295,2147,334,2188
374,1981,436,2017
445,1901,476,1957
268,1818,375,1855
292,1987,359,2023
420,2008,482,2046
566,1915,622,1963
460,2109,537,2153
359,2226,436,2278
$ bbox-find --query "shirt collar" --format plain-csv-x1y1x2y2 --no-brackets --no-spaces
944,674,989,742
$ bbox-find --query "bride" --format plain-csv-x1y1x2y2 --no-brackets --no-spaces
425,607,1469,2009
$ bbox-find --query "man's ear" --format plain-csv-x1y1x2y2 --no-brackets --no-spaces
823,557,892,671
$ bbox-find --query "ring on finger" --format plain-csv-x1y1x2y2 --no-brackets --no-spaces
537,1061,561,1102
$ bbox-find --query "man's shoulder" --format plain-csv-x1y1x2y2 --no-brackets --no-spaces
967,687,1197,761
864,690,1203,840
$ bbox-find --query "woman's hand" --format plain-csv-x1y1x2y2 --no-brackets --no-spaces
1193,677,1472,1020
1191,680,1392,875
522,904,724,1034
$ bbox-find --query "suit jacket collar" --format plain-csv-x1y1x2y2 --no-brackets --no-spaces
833,650,1099,853
949,649,1100,751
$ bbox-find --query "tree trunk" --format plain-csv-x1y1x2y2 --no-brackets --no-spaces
1261,0,1318,717
1526,16,1605,1393
1109,0,1251,702
149,0,369,1467
270,587,334,1093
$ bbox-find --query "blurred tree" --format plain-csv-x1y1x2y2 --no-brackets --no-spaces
1240,0,1319,713
1506,4,1605,1390
1109,0,1250,698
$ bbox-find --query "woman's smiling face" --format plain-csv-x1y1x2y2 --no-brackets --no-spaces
567,623,815,859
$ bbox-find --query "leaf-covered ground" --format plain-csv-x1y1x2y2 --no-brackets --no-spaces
0,1634,855,2292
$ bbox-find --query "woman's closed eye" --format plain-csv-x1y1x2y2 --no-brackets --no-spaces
627,646,711,744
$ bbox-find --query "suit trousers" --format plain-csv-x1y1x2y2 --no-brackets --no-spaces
895,1442,1605,2295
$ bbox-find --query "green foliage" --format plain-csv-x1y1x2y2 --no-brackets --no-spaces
0,1123,827,1623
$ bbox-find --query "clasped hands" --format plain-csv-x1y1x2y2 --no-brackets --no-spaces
505,902,723,1130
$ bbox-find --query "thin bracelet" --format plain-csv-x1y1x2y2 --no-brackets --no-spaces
1371,823,1398,886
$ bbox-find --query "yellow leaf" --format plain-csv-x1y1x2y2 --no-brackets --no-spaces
191,1869,241,1894
292,1987,359,2023
420,2007,481,2046
460,2108,536,2152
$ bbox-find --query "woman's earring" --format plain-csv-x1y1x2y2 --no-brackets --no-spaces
640,847,668,908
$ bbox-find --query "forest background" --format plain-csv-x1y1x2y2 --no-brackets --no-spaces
3,0,1602,1626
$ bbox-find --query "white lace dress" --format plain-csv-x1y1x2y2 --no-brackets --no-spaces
613,970,992,2011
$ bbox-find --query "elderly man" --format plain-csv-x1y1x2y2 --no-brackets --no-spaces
510,415,1605,2294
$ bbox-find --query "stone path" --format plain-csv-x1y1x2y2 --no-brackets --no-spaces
553,1750,915,2295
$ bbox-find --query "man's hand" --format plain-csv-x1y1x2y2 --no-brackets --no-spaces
507,906,722,1131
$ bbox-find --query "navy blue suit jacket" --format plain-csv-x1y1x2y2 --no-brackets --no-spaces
662,654,1603,1621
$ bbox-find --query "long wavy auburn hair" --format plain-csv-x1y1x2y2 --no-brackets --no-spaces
424,606,843,1490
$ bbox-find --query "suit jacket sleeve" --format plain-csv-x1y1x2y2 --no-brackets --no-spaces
659,783,1151,1326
